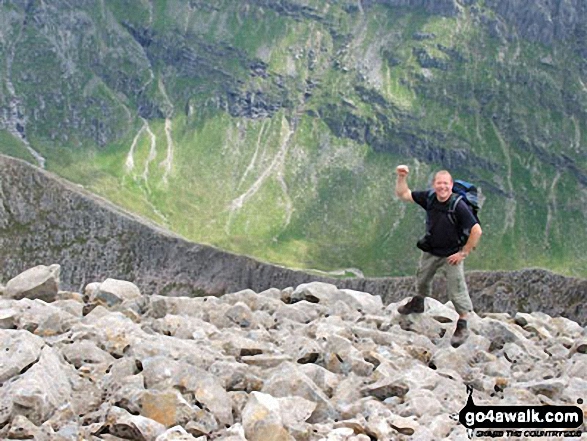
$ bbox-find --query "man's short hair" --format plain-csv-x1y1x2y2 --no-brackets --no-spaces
434,170,453,183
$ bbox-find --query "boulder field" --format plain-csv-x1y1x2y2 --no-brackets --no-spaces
1,265,586,440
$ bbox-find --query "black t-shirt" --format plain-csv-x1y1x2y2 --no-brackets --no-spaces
412,190,478,257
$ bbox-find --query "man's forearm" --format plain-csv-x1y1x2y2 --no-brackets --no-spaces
395,175,412,202
462,224,482,255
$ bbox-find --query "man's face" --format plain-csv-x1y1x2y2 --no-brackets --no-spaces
433,172,453,202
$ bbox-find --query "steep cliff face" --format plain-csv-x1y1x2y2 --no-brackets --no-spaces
1,155,585,324
0,0,586,278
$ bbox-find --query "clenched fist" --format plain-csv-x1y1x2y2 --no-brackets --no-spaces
396,165,409,177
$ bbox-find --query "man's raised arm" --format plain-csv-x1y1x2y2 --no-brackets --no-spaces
395,165,414,202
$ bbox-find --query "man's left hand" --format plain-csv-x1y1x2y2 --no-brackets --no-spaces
447,251,466,265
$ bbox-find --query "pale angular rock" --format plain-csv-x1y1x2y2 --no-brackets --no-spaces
545,342,569,358
280,334,321,364
225,302,254,328
0,329,44,383
131,333,223,370
141,389,202,429
52,298,84,317
483,356,511,377
394,363,441,391
60,340,115,368
84,282,102,298
393,312,447,343
34,305,80,337
241,392,291,441
156,425,202,440
6,414,40,439
184,408,220,437
222,289,283,315
515,378,567,400
211,423,247,441
241,354,292,368
106,406,166,441
291,282,340,305
430,347,477,382
274,301,327,324
502,386,544,405
338,289,383,315
571,338,587,355
479,316,531,351
425,298,460,323
276,396,317,427
258,287,283,301
206,303,238,329
92,278,142,307
5,264,61,302
550,316,584,338
209,360,264,392
322,334,374,376
228,391,249,423
82,311,145,357
152,315,219,340
298,364,340,397
141,357,233,426
0,305,18,329
401,388,443,418
313,316,354,341
280,287,294,303
350,325,395,346
427,414,456,439
567,354,587,380
331,376,364,418
356,399,396,437
361,377,409,400
6,298,79,335
562,377,587,406
388,414,419,436
149,295,220,320
6,346,74,425
262,362,338,423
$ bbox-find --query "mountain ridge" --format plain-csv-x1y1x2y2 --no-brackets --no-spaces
1,153,585,325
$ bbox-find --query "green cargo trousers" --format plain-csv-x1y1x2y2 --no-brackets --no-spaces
416,252,473,315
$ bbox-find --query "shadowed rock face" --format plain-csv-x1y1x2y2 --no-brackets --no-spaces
0,154,585,325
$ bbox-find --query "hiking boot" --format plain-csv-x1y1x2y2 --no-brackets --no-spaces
398,296,425,315
451,319,470,348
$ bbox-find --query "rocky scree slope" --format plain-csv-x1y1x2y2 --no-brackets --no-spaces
1,154,586,326
0,264,586,440
1,0,586,278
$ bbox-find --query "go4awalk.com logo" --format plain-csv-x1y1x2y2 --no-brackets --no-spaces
458,386,584,438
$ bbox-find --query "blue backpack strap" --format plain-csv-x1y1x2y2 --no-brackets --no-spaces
447,193,462,226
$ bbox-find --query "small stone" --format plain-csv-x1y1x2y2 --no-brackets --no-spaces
106,406,166,440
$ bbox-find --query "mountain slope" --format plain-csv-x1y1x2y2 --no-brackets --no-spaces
1,154,586,325
0,0,586,277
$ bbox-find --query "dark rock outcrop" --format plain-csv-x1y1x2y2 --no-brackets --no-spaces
1,154,585,325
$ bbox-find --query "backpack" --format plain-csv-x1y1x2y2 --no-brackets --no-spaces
426,179,480,246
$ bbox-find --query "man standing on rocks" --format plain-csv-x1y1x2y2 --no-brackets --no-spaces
395,165,482,347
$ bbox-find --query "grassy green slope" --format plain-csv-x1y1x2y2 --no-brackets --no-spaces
1,1,586,277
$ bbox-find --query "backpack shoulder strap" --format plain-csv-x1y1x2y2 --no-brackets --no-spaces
426,190,436,209
447,194,462,225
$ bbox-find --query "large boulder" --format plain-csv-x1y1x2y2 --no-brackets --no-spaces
89,278,142,306
5,264,61,302
0,329,44,383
